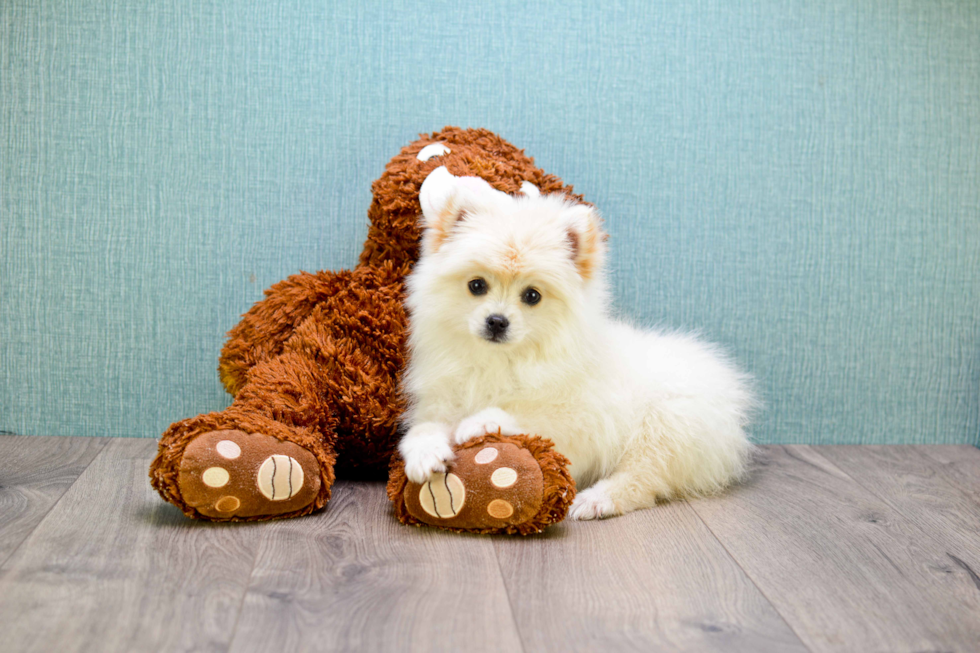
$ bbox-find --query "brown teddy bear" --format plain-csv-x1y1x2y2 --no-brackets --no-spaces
149,127,578,534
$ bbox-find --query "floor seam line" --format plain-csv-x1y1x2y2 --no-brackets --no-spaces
909,446,980,513
685,452,816,653
813,445,980,561
0,436,113,572
491,540,528,653
224,525,272,653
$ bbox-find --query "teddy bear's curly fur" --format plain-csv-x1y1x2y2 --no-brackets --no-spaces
149,127,578,531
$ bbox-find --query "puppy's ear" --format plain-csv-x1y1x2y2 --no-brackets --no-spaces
419,166,460,231
562,204,605,280
519,180,541,197
418,166,499,253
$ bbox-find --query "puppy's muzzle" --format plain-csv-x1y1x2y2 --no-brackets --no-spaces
484,314,509,342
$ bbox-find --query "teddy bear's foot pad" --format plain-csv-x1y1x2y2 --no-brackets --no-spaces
403,442,544,530
178,430,321,519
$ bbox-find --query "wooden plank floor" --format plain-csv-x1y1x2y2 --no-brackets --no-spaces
1,437,979,652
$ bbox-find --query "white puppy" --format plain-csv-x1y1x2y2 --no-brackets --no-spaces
398,167,755,520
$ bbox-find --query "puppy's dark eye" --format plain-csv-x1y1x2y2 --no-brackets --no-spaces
521,288,542,306
468,278,488,296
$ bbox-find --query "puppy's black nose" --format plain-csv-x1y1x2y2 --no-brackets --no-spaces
485,314,509,337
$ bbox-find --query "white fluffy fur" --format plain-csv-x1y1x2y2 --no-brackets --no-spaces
398,167,756,520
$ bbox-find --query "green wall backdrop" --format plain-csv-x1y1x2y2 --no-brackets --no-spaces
2,1,978,443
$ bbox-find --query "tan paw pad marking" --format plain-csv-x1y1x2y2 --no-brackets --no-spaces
474,447,499,464
202,467,230,488
257,455,304,501
216,440,241,459
490,466,517,488
419,472,465,519
487,499,514,519
215,496,240,512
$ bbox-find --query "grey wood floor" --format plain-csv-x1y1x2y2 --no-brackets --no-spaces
1,436,979,652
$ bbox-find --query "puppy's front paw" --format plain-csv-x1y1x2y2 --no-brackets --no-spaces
453,407,524,445
569,484,618,521
399,423,455,484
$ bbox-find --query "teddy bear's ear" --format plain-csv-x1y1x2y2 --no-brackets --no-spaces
418,166,500,253
562,203,605,280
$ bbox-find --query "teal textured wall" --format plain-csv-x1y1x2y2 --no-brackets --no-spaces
2,1,978,443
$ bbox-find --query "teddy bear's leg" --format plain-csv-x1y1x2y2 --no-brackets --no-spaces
150,347,341,521
218,269,366,396
152,271,407,521
387,433,576,535
152,407,335,521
